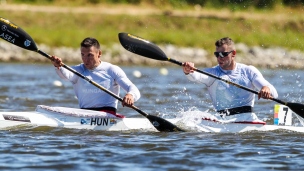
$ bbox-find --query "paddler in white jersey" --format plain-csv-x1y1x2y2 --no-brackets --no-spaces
50,37,140,118
182,37,278,123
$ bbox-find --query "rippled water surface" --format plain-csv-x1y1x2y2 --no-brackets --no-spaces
1,63,304,170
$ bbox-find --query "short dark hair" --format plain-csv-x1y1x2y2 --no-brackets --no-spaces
215,37,235,49
80,37,100,49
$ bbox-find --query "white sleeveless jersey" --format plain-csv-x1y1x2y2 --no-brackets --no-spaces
55,62,140,109
186,63,278,111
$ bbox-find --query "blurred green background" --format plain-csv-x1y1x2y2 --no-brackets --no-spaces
1,0,304,56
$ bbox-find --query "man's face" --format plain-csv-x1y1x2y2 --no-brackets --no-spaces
215,44,235,70
81,46,101,70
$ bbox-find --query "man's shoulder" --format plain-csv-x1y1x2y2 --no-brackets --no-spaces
237,63,257,70
101,62,121,70
236,62,248,67
237,63,261,75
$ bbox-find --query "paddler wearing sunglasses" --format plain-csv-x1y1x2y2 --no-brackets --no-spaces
182,37,278,123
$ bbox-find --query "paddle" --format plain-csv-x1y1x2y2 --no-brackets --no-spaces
0,17,184,132
118,32,304,118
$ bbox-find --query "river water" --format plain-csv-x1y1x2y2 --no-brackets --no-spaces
0,63,304,170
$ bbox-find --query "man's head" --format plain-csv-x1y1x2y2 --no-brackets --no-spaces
214,37,236,70
80,37,102,70
215,37,235,50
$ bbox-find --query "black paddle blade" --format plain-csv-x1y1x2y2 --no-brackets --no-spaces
0,17,38,51
118,32,168,61
286,102,304,118
146,115,184,132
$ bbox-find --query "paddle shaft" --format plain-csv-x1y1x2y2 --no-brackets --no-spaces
37,50,148,117
167,58,288,106
40,50,184,131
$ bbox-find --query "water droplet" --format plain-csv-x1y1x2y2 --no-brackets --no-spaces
133,70,142,78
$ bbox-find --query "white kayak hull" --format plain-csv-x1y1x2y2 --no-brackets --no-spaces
194,120,304,133
1,105,304,133
0,105,157,131
0,112,158,131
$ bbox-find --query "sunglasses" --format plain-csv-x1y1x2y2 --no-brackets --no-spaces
214,51,233,58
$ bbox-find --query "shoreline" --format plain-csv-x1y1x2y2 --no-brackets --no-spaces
0,41,303,69
1,3,303,67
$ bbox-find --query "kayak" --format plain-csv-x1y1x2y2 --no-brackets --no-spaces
1,105,304,133
177,104,304,133
0,105,157,131
190,119,304,133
